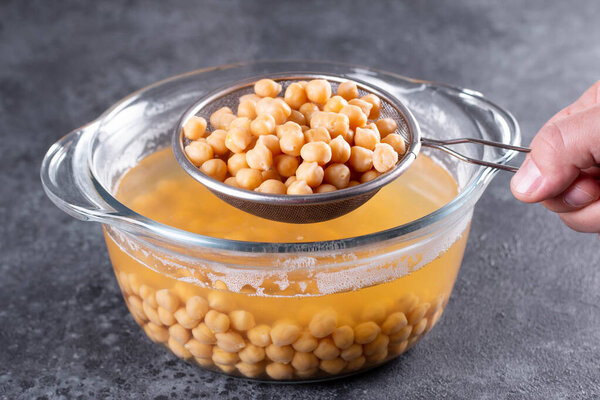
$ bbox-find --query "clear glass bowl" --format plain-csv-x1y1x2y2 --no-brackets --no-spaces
40,61,520,382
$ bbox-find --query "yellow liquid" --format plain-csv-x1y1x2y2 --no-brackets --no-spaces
105,147,469,380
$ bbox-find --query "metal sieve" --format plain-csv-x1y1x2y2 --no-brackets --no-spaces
172,73,529,224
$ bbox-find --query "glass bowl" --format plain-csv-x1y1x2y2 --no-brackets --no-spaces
40,61,520,382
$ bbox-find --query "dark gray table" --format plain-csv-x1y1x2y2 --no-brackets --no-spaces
1,1,599,399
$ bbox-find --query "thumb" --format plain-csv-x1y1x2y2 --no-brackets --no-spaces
511,105,600,203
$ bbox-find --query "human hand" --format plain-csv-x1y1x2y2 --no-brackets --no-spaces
510,81,600,233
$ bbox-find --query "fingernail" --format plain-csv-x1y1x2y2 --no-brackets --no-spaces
512,159,542,195
564,185,595,207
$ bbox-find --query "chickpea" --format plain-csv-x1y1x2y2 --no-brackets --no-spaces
381,312,408,335
389,340,408,356
316,184,337,193
275,121,302,139
204,310,230,333
292,352,319,372
183,116,207,140
300,141,332,165
118,272,131,294
254,78,282,97
301,125,310,132
306,79,332,104
225,127,253,153
295,367,319,379
284,82,308,109
299,102,320,123
227,153,249,176
346,355,366,371
169,323,191,345
212,347,239,366
292,331,319,353
240,93,261,104
250,114,277,136
363,333,389,356
256,179,286,194
332,325,354,350
200,159,228,181
337,80,359,101
265,344,294,363
389,325,412,344
247,324,272,347
408,303,430,325
229,310,256,331
239,344,265,364
246,143,273,171
255,97,287,124
156,289,180,313
358,170,379,183
324,163,351,189
168,336,192,359
323,95,348,113
266,362,294,380
381,133,406,155
313,338,340,361
224,177,238,187
185,338,213,359
210,107,235,130
262,168,281,181
340,105,367,129
348,146,373,172
235,168,263,190
140,287,156,309
373,143,399,173
304,127,331,143
147,322,169,343
185,141,214,167
295,161,324,188
215,363,236,373
354,127,380,150
270,321,300,346
308,309,338,339
366,349,388,363
215,331,246,353
229,117,252,132
192,322,217,344
361,302,387,324
237,99,257,119
398,293,419,314
412,318,428,337
174,308,199,330
279,129,305,157
354,321,381,344
348,98,373,118
375,118,398,137
158,306,176,326
340,343,363,361
274,154,299,178
206,129,228,156
236,361,263,378
287,109,306,125
273,97,292,118
329,135,351,163
319,358,346,375
140,302,158,326
284,176,297,188
310,111,350,140
361,94,381,119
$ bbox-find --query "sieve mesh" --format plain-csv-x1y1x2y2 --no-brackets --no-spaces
173,74,421,223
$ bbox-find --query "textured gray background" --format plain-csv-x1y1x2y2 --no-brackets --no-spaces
1,1,599,399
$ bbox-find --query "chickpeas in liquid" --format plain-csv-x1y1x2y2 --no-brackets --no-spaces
106,147,468,380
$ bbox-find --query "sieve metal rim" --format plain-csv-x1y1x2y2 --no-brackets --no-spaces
172,72,422,207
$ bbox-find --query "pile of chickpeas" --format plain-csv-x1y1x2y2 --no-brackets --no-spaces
182,78,406,195
118,271,445,381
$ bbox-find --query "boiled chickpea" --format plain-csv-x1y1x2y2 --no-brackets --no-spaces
204,310,230,333
408,303,430,325
185,141,214,167
270,321,300,346
250,114,277,137
139,284,156,305
256,134,281,156
308,309,338,338
183,116,207,140
279,130,305,157
354,127,380,150
273,97,292,118
168,336,192,359
332,325,354,350
340,105,367,129
206,130,228,155
200,159,227,181
323,95,348,113
265,344,294,363
375,118,397,137
381,312,408,335
300,142,332,165
246,143,273,171
215,363,236,373
364,333,389,356
361,94,381,119
210,107,235,130
227,153,249,176
412,318,428,337
274,154,299,178
346,355,366,371
381,133,406,155
256,97,287,124
306,79,332,104
315,184,337,193
239,344,265,364
235,168,263,190
292,352,319,372
373,143,398,173
254,78,282,97
216,331,246,353
299,102,320,123
156,289,180,313
240,93,261,104
212,347,239,366
284,176,297,188
128,295,147,321
295,161,324,188
236,361,263,378
225,127,253,153
224,177,239,187
348,146,373,172
237,100,257,119
174,308,199,330
389,340,408,356
310,111,350,140
329,135,351,163
229,117,251,132
337,80,359,101
158,306,176,326
284,82,308,109
185,338,213,359
228,310,256,331
256,179,286,194
295,367,319,379
143,302,161,326
324,163,351,189
292,331,319,353
266,362,293,380
185,296,209,321
169,323,191,345
247,324,272,347
319,358,346,375
354,321,381,344
348,98,373,118
361,302,387,324
192,322,217,344
304,127,331,143
389,325,412,344
147,322,169,343
287,109,306,125
340,343,363,361
313,338,340,361
366,349,388,363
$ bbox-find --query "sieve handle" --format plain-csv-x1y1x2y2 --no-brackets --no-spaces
421,137,531,172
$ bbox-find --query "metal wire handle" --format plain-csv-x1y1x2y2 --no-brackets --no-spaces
421,137,531,172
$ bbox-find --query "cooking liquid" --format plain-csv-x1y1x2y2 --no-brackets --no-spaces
104,147,469,379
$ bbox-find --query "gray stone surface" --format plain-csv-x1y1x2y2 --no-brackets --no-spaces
1,1,599,399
